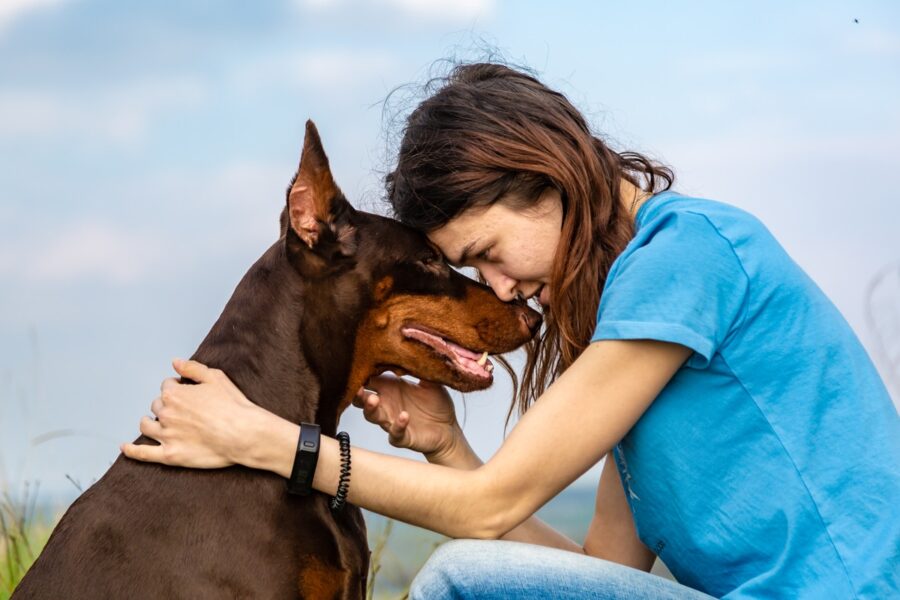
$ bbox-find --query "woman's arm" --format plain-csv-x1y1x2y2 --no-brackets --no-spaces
584,452,656,570
423,430,586,553
353,375,586,552
123,339,690,539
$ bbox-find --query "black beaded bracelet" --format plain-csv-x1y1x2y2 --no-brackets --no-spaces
330,431,351,513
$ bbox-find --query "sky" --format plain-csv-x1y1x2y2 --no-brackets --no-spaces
1,0,899,500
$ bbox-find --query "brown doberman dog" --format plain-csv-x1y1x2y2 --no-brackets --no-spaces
12,121,541,599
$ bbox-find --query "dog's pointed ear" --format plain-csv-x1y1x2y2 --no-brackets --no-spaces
286,120,354,250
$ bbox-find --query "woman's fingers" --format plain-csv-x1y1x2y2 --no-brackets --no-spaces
172,358,216,383
362,394,404,439
139,415,164,441
120,358,258,470
388,410,408,435
353,386,378,409
364,374,402,395
388,411,411,446
353,379,413,447
120,442,166,464
150,396,164,417
364,395,393,430
359,392,384,419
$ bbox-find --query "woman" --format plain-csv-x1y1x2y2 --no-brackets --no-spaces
121,62,899,598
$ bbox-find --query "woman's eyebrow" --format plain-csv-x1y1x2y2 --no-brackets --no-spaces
451,240,477,267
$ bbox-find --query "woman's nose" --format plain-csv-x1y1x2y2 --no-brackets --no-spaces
481,267,518,302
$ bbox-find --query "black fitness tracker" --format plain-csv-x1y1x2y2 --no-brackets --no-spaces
287,422,320,495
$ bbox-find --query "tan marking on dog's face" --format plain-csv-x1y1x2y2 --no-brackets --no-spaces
336,279,540,416
373,275,394,303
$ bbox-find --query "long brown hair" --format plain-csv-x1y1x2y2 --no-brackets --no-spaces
385,61,674,425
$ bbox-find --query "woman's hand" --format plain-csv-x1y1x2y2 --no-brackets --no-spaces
120,358,266,469
354,376,466,462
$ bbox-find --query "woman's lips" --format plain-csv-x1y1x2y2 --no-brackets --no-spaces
538,284,550,307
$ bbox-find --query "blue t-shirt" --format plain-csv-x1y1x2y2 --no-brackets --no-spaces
591,190,900,599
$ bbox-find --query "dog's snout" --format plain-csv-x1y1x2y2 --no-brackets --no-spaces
518,307,542,336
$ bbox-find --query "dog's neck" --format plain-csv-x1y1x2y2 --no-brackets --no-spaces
188,241,362,436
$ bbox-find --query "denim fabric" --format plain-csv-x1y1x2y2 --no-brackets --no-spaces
409,539,717,599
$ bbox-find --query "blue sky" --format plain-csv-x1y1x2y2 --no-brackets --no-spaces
1,0,898,498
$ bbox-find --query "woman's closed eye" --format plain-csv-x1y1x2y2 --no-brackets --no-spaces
475,246,492,262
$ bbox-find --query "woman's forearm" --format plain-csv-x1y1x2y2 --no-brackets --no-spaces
241,411,501,539
245,413,584,551
425,433,585,554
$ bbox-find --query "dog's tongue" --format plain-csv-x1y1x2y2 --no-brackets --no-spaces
444,339,481,361
401,327,493,377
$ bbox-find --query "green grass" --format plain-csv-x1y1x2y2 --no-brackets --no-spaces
0,484,55,600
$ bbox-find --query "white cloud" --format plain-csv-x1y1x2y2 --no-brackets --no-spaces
229,49,399,94
296,0,337,8
294,0,494,22
379,0,494,21
0,0,68,34
0,77,207,144
0,159,288,290
0,220,164,285
290,49,398,88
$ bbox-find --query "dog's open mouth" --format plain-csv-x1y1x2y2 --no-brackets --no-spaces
401,325,494,383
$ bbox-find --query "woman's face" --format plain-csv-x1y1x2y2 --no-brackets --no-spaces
427,187,562,308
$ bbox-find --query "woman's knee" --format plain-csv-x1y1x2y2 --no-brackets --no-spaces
408,539,497,600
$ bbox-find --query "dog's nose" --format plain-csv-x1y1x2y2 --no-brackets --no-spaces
519,307,542,336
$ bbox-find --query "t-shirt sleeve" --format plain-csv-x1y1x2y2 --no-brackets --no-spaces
591,211,750,369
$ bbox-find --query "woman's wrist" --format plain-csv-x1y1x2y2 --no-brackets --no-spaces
425,427,482,470
249,415,343,498
237,408,299,478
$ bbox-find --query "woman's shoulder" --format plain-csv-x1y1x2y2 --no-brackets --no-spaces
634,190,785,270
606,188,804,314
638,190,768,240
628,190,822,314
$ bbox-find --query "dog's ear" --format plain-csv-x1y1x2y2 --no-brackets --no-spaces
285,120,356,253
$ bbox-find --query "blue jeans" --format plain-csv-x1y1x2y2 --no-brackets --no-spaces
409,539,717,599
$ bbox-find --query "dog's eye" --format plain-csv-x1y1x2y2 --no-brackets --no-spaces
421,252,443,265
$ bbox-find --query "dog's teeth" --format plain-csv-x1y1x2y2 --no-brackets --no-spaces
477,352,488,366
486,362,494,372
